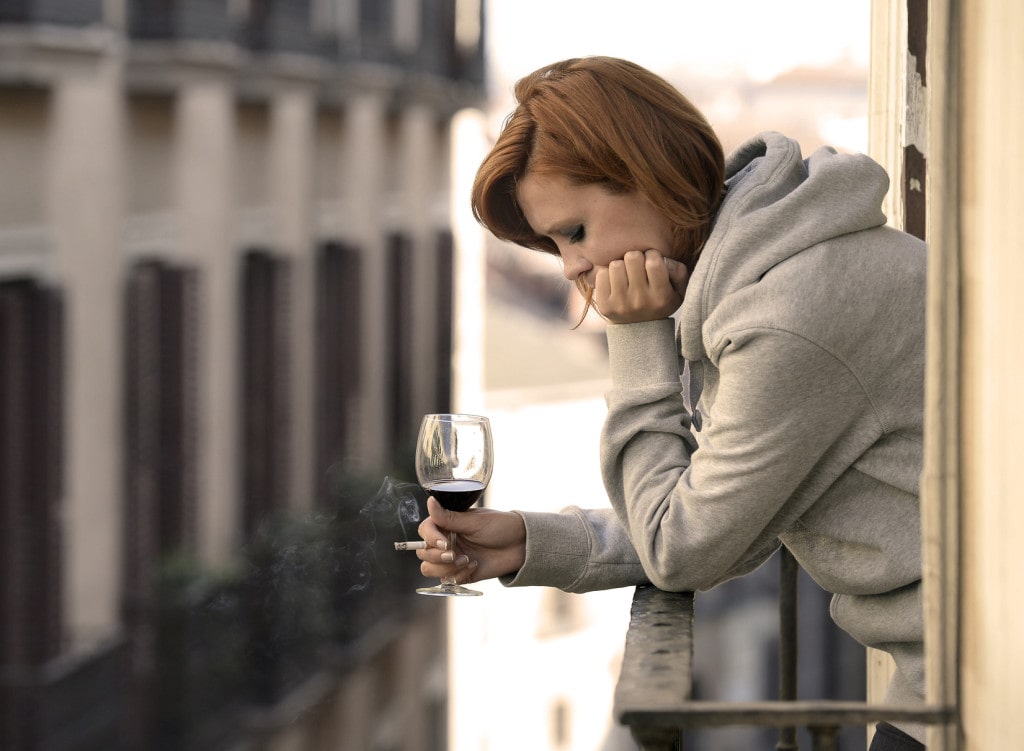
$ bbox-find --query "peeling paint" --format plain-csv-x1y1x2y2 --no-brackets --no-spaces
907,0,928,85
905,53,929,153
903,0,928,241
904,145,927,241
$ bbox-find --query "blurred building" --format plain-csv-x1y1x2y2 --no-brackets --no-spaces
689,58,870,155
0,1,484,749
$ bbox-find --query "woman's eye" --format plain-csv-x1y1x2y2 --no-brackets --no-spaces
567,225,585,244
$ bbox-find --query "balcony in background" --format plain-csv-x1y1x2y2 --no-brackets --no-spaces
0,0,104,25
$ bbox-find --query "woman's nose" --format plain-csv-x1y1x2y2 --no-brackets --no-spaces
561,249,591,281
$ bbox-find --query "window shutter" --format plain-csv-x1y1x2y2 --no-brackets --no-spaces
386,232,414,454
241,250,292,536
157,265,199,553
314,241,362,503
0,279,64,670
122,258,201,622
434,229,454,414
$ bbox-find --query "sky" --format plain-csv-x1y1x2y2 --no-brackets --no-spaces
485,0,871,92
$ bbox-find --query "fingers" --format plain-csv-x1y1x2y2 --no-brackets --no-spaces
415,496,461,549
416,518,449,553
419,557,479,584
414,513,478,581
413,523,472,578
604,248,652,288
416,496,469,564
596,250,684,322
412,500,527,585
594,252,636,313
663,256,690,298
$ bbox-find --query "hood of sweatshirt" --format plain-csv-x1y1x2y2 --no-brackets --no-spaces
678,131,891,361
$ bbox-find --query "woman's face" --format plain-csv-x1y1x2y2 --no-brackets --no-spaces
516,172,676,289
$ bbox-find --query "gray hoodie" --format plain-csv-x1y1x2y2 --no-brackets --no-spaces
504,132,927,737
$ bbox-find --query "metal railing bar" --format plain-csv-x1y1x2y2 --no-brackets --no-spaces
614,566,957,750
808,725,840,751
778,546,799,750
626,725,681,751
617,700,955,729
613,586,694,716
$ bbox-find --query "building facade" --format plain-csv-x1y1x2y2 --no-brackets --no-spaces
870,0,1024,747
0,1,485,749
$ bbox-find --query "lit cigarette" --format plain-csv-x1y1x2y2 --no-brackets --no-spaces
394,540,427,551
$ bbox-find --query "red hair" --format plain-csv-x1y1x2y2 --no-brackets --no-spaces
471,57,725,273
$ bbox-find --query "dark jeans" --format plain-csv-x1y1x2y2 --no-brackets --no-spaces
869,722,926,751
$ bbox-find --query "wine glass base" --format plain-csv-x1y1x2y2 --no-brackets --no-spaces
416,583,484,597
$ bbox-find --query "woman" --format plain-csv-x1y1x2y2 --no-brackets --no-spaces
417,56,927,750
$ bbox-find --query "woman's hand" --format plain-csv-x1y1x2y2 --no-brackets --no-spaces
594,249,689,323
416,497,527,585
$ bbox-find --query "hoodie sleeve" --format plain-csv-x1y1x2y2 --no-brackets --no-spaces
499,506,649,592
601,318,878,592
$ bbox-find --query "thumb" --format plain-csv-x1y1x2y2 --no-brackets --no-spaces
427,495,466,531
664,257,690,298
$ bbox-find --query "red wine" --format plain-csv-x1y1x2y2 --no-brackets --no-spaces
423,479,485,511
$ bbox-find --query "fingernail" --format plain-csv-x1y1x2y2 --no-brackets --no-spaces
436,539,448,551
441,551,454,563
455,555,469,566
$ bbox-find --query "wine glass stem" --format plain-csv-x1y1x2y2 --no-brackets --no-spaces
441,531,459,586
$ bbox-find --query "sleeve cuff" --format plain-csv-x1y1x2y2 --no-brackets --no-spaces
499,510,593,590
606,319,680,388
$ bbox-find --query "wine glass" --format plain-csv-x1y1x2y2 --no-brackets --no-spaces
415,413,493,597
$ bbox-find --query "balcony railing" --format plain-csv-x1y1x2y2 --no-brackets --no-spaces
128,0,234,43
123,0,485,87
136,467,431,748
0,637,125,750
0,0,104,25
614,548,956,750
